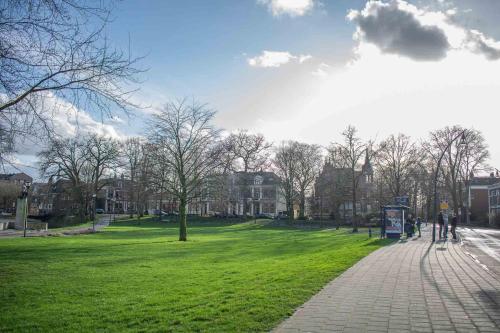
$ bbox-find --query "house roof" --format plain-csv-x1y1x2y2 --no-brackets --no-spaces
0,172,33,182
470,176,500,187
233,171,280,186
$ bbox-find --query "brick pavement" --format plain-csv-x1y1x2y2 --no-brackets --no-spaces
274,227,500,333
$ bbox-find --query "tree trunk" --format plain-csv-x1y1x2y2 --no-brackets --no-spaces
299,189,306,219
159,190,163,222
465,180,470,225
179,196,187,241
352,173,358,233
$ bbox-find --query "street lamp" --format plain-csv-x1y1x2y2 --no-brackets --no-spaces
22,181,31,238
92,193,96,232
432,130,467,242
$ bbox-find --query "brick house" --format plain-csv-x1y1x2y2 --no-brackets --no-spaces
312,153,375,220
488,182,500,226
467,174,500,224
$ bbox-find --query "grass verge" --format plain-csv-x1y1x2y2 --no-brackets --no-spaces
0,219,393,332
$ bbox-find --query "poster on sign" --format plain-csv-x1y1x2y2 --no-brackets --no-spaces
385,209,403,235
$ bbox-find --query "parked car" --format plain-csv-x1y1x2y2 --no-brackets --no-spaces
275,212,289,220
149,209,168,216
95,208,104,214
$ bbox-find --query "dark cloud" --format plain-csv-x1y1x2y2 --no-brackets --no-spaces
467,31,500,60
349,1,450,61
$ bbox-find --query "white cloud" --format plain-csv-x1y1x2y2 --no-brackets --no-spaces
247,50,312,68
312,62,330,77
224,1,500,169
257,0,314,17
347,0,500,62
299,54,313,63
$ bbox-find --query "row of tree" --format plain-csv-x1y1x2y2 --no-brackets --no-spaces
37,96,492,239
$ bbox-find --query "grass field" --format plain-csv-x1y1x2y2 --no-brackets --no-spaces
0,219,392,332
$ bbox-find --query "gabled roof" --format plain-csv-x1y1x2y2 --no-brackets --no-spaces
470,176,500,187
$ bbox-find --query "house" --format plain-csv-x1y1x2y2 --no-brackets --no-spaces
98,176,135,214
0,172,33,185
488,182,500,226
467,173,500,224
312,152,375,220
29,182,53,216
194,171,286,217
0,172,33,212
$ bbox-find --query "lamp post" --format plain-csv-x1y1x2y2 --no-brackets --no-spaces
92,193,96,232
22,181,31,238
432,130,467,242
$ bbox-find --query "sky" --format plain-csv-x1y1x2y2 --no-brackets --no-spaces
8,0,500,178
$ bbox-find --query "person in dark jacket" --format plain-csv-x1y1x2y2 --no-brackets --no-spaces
438,212,444,239
416,217,422,237
451,215,458,240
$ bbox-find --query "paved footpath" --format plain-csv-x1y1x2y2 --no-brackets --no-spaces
274,227,500,333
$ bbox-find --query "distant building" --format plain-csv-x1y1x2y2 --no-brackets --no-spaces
29,182,53,216
488,182,500,226
193,171,286,217
312,152,375,220
0,172,33,185
467,173,500,224
98,176,135,214
0,172,33,212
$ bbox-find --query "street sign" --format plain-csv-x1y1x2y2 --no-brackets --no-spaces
440,202,449,210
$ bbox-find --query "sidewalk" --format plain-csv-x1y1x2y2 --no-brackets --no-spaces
0,215,112,238
274,227,500,333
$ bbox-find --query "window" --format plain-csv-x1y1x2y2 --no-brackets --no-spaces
254,176,263,185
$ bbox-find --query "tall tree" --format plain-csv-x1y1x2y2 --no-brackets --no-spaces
148,99,222,241
227,130,271,216
273,141,299,221
333,125,371,232
376,133,423,198
426,126,489,219
38,137,89,222
86,134,120,220
121,137,145,217
0,0,142,163
294,143,322,219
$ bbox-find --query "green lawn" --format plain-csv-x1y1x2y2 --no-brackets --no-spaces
0,219,392,332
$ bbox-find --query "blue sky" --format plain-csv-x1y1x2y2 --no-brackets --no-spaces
106,0,363,100
9,0,500,177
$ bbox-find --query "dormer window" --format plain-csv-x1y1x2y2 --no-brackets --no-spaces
254,176,263,185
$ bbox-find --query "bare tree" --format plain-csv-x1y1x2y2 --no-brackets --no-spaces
121,137,145,217
38,137,89,222
86,134,120,220
294,143,322,219
0,0,143,161
273,141,298,221
0,126,14,171
227,130,271,216
376,134,423,198
321,147,353,221
459,130,489,224
148,99,222,241
425,126,489,219
149,143,174,221
333,125,371,232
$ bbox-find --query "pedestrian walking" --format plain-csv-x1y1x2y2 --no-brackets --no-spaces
438,212,444,239
416,217,422,237
443,213,449,240
451,214,458,240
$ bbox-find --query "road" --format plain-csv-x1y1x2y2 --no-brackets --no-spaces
458,227,500,277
